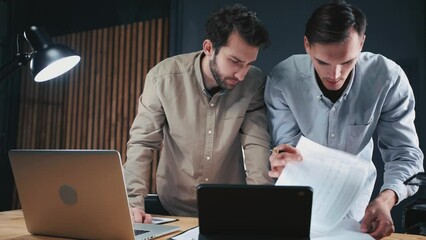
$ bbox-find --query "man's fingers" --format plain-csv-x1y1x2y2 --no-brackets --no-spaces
360,213,374,233
269,144,303,178
282,144,301,156
368,220,394,239
281,151,303,161
269,152,301,169
143,213,153,224
270,158,287,168
133,211,143,223
131,208,148,223
268,166,284,178
272,144,303,161
268,171,278,178
272,143,293,153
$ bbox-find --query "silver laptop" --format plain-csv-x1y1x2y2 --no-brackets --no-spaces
9,149,179,240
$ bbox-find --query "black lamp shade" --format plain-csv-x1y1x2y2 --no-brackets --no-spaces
24,26,80,82
30,44,80,82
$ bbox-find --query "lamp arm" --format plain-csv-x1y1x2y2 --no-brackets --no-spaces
0,52,32,83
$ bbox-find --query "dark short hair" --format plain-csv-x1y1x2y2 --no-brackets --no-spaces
205,4,270,53
305,0,367,44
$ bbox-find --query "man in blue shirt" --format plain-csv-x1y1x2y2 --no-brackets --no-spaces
265,1,424,239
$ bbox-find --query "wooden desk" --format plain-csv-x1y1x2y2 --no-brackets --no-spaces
1,210,425,240
0,210,197,240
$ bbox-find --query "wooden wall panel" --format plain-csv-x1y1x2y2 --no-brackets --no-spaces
16,18,169,197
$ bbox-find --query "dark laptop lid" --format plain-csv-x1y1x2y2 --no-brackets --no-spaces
197,184,312,239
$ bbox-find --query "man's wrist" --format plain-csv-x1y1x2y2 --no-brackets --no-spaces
377,189,398,209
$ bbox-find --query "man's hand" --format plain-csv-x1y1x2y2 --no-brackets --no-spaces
268,144,303,178
361,189,397,239
130,207,153,223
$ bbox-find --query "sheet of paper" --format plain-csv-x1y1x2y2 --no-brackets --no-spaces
312,219,373,240
171,226,199,240
151,217,177,224
276,136,369,235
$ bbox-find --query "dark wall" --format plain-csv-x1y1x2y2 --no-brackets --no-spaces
0,0,19,213
9,0,170,36
0,0,170,211
170,0,426,233
172,0,425,71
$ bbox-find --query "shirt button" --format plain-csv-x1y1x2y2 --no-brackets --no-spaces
210,103,215,107
206,156,210,160
317,95,321,100
208,130,212,134
331,133,335,138
331,107,336,112
205,178,209,182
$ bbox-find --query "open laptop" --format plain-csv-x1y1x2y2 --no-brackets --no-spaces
197,184,313,240
9,149,179,240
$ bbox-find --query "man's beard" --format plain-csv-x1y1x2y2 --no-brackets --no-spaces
209,55,231,91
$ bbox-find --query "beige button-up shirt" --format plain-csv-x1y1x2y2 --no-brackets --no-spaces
124,51,273,216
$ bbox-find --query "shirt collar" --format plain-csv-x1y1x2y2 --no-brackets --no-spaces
306,58,356,103
341,66,355,101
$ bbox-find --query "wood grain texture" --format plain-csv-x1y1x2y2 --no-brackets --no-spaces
15,18,170,208
1,210,425,240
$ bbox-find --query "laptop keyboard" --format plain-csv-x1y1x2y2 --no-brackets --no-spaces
135,229,149,236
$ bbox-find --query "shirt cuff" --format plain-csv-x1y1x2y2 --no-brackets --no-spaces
128,195,146,210
380,182,418,205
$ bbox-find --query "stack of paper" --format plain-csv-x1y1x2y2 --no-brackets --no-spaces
276,136,371,238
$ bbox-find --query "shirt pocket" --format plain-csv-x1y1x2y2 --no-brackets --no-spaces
346,117,373,154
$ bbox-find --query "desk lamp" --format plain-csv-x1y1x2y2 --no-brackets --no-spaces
0,26,80,83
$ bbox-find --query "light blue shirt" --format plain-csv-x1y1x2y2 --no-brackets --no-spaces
265,52,424,221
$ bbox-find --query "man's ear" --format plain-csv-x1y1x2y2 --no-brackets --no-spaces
303,36,311,54
360,34,366,51
203,39,214,57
